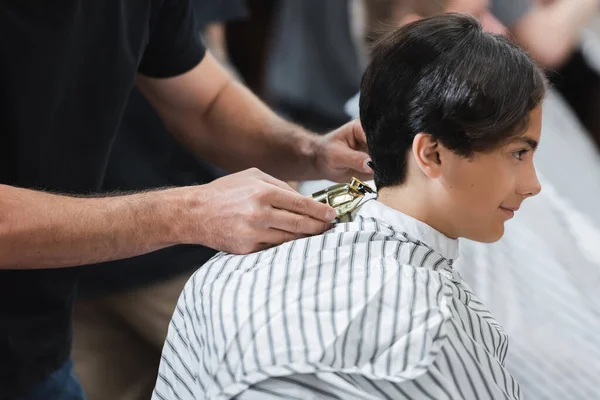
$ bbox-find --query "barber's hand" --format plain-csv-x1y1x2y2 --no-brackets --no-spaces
187,168,337,254
314,119,373,182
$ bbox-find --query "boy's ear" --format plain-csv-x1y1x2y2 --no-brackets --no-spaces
412,133,442,178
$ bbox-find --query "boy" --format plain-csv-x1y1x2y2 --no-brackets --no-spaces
154,14,545,400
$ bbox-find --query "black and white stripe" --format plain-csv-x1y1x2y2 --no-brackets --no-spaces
154,200,521,400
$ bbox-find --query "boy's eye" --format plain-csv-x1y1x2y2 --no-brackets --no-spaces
512,149,529,160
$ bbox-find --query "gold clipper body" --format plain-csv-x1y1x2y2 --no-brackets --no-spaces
311,178,375,222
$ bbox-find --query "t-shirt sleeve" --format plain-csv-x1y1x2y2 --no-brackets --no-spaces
490,0,534,28
138,0,207,78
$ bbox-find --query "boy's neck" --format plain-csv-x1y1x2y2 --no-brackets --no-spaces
377,185,458,240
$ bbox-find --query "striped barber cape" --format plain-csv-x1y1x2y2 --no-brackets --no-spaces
153,199,521,400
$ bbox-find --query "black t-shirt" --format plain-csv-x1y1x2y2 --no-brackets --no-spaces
0,1,205,397
77,0,247,299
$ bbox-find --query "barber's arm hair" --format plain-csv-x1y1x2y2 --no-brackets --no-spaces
136,52,323,181
0,184,181,269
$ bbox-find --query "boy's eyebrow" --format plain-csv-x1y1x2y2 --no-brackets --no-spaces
516,137,538,150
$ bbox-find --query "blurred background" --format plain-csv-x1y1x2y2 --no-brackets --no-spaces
74,1,600,399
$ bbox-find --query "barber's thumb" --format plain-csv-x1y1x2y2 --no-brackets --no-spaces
352,152,373,174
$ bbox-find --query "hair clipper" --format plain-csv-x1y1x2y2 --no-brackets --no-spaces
311,178,375,222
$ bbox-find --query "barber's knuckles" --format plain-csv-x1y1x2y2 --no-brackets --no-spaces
196,169,333,253
280,211,330,235
244,192,330,234
245,177,333,222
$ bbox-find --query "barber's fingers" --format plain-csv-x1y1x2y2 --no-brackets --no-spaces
242,167,338,223
337,147,373,175
350,119,368,150
267,208,332,236
269,188,337,223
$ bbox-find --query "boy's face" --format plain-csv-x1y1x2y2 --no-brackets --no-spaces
436,106,543,242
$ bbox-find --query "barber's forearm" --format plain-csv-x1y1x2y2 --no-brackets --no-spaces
168,80,322,181
0,184,185,269
138,52,326,181
513,0,599,68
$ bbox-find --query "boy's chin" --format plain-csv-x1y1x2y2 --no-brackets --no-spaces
464,225,505,244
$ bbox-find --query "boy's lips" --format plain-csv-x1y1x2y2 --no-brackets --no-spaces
499,206,519,218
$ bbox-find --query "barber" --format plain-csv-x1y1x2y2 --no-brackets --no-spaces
0,1,371,398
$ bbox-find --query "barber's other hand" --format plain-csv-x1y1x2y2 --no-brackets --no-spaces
314,119,373,182
181,168,337,254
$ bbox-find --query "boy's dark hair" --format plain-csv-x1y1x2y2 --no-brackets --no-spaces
360,13,546,188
